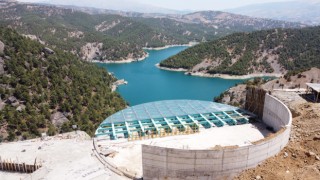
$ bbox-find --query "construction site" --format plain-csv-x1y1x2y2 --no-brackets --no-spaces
4,85,320,180
92,88,293,180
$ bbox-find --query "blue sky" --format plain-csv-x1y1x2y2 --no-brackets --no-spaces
18,0,295,10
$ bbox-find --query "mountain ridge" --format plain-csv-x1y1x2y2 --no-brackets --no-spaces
159,26,320,77
227,1,320,25
20,0,187,14
0,0,305,62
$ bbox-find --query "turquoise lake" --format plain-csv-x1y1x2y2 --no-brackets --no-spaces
97,46,244,106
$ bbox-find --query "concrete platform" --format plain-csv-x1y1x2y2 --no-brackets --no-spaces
95,122,271,177
0,132,127,180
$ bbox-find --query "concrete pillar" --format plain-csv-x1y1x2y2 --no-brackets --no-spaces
163,118,173,132
111,123,116,140
125,122,131,137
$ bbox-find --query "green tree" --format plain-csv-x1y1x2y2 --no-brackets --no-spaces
47,124,57,136
7,130,16,142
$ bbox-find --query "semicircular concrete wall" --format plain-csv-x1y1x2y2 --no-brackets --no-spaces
142,94,292,180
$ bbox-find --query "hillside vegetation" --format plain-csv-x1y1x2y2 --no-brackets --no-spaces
0,1,304,62
0,28,126,141
160,26,320,75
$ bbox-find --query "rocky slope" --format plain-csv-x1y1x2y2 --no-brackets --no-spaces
215,68,320,108
214,77,270,107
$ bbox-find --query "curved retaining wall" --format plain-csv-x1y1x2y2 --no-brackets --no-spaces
262,94,292,131
142,94,292,180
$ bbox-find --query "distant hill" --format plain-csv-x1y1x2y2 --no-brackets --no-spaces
31,0,186,14
159,26,320,76
227,1,320,25
164,11,305,32
0,1,305,62
0,27,126,141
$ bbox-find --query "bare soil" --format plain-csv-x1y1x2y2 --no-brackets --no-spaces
216,68,320,179
235,96,320,180
263,67,320,90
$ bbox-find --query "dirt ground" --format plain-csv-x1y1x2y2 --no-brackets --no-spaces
236,95,320,180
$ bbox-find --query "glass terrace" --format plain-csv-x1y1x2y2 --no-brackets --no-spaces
95,100,251,140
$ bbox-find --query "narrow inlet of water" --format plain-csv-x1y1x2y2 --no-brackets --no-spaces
97,46,244,105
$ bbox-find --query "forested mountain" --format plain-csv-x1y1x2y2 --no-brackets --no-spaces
0,1,304,62
0,27,126,141
160,26,320,76
0,1,180,61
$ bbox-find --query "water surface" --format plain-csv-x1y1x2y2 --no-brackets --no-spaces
97,46,244,105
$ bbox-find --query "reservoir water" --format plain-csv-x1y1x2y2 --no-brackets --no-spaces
97,46,244,106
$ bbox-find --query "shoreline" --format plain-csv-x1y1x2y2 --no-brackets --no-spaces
156,64,282,79
90,42,198,64
91,52,149,64
143,43,196,51
111,79,128,92
155,63,188,72
189,72,282,80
